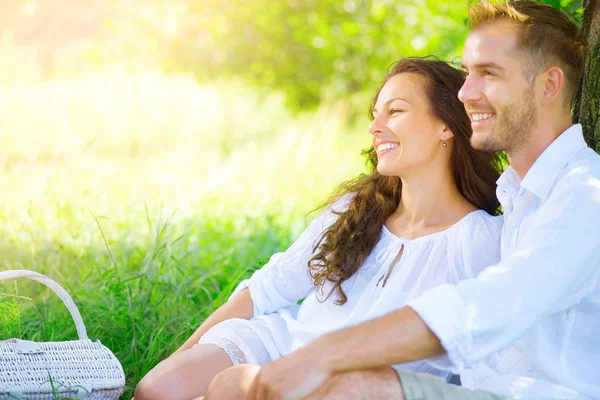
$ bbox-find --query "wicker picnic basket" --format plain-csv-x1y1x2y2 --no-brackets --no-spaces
0,270,126,400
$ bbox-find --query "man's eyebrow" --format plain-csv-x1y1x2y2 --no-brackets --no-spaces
372,97,411,113
461,62,506,71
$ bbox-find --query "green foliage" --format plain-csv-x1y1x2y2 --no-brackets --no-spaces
160,0,584,111
545,0,562,8
545,0,584,24
168,0,471,111
0,0,587,112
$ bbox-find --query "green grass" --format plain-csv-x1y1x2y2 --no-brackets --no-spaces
0,69,370,398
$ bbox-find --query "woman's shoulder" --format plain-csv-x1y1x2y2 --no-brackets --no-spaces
454,209,503,248
327,192,355,213
466,209,503,229
306,192,355,232
451,210,503,276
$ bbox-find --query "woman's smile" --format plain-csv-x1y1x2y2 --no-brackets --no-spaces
376,142,400,156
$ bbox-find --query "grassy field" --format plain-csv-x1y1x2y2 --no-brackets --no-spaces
0,70,370,397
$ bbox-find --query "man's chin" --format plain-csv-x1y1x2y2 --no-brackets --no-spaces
471,135,501,152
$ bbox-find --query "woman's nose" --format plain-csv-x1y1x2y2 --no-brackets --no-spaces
369,115,385,136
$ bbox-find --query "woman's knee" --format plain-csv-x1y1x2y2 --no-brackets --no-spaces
205,364,261,400
134,367,171,400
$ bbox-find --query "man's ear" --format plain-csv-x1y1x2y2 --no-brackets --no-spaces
540,66,565,106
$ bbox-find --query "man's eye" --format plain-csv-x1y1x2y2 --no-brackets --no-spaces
483,69,495,76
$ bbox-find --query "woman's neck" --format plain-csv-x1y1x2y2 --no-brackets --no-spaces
393,165,475,230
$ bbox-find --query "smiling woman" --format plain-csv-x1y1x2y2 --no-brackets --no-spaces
370,73,451,176
134,58,506,400
308,58,503,306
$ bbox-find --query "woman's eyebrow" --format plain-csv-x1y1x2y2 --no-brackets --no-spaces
372,97,411,114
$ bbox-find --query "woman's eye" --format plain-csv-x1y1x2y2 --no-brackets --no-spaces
390,108,403,114
483,69,495,77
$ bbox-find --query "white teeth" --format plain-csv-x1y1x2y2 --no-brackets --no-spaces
472,113,494,122
377,143,399,153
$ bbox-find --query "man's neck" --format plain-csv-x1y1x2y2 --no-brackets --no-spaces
507,118,573,179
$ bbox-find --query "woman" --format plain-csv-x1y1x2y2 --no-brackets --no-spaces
134,58,504,400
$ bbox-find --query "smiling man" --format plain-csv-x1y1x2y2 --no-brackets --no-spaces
206,2,600,400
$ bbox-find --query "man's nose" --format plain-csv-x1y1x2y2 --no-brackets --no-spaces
458,75,483,104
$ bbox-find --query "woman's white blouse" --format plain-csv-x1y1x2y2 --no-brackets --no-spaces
229,195,503,377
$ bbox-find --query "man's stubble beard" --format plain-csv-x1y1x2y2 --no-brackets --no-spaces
471,88,537,153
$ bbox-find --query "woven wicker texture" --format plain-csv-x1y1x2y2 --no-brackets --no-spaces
0,270,126,400
0,388,123,399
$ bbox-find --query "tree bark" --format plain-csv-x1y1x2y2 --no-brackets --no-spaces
573,0,600,152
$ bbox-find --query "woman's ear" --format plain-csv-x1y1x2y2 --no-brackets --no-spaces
439,125,454,141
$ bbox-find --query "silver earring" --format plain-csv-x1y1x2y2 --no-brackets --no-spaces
442,141,447,147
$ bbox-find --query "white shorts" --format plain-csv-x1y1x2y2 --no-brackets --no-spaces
197,318,281,366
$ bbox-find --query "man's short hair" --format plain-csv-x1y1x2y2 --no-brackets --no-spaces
468,1,585,108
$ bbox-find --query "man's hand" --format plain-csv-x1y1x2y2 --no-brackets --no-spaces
248,347,332,400
248,306,443,399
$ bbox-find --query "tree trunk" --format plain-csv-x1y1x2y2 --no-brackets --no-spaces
573,0,600,152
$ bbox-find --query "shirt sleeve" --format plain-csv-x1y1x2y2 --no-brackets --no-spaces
229,194,353,317
409,171,600,372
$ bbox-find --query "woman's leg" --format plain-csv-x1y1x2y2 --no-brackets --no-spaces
134,344,234,400
204,364,262,400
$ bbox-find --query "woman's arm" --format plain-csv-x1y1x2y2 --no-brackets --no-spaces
173,194,353,355
172,288,254,355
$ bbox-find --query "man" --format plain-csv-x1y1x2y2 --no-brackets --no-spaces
206,1,599,399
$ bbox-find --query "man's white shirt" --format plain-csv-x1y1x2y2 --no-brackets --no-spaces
408,124,600,400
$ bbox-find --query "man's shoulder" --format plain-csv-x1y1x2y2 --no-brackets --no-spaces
564,147,600,175
556,147,600,192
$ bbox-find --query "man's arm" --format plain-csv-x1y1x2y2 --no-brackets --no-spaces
314,306,444,372
323,170,600,371
248,307,444,400
311,171,600,372
250,169,600,400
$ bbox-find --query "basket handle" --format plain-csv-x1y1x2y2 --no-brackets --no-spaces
0,270,88,340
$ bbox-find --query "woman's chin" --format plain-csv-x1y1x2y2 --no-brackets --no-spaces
376,165,401,177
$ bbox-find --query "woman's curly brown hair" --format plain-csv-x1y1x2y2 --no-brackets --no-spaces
307,57,503,305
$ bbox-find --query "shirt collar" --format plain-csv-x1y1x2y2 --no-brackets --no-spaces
521,124,586,200
496,124,586,204
496,166,521,213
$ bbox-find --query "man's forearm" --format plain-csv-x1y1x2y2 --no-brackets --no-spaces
310,306,445,372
